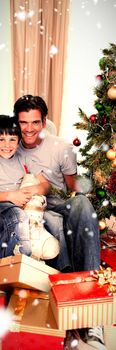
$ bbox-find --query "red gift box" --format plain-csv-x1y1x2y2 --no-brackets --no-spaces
49,270,116,330
2,288,65,350
101,247,116,270
101,231,116,248
2,332,65,350
0,291,6,307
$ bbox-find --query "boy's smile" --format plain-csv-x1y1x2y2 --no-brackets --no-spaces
0,133,19,159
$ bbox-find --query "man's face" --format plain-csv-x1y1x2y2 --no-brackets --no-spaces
18,109,46,148
0,133,19,159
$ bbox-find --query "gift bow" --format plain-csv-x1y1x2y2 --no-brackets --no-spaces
50,268,116,293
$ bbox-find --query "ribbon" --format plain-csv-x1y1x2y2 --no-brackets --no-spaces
93,267,116,293
50,267,116,293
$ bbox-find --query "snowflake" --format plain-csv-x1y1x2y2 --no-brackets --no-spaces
0,308,13,338
72,312,77,321
32,299,39,306
71,339,78,348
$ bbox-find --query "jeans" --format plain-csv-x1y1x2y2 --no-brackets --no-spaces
0,202,32,258
44,194,100,272
44,210,70,271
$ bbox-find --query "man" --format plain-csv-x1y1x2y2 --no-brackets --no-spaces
13,95,107,349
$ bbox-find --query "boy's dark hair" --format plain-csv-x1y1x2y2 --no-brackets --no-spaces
13,95,48,122
0,115,21,141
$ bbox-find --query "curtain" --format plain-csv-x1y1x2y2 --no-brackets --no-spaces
10,0,70,133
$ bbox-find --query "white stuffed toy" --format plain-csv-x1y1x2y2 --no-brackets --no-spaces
20,173,60,260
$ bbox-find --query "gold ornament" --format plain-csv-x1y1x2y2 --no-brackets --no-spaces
106,149,116,160
99,220,106,231
107,85,116,100
94,169,106,185
112,158,116,167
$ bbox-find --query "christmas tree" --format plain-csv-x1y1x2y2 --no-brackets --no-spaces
74,43,116,232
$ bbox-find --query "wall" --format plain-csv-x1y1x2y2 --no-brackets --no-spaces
0,0,14,114
0,0,116,127
60,0,116,145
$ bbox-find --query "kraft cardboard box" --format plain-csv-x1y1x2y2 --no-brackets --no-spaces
0,254,59,292
2,288,65,350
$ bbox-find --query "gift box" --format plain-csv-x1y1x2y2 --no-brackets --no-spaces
2,288,65,350
104,324,116,350
101,231,116,248
101,247,116,270
0,254,59,292
0,291,6,307
49,270,116,330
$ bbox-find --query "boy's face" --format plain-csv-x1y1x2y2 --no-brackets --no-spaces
0,133,19,159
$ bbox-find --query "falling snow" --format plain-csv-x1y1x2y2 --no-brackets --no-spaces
102,199,109,207
0,308,13,338
72,312,77,321
49,45,58,57
18,289,28,299
92,212,97,218
70,339,78,348
39,130,46,139
67,229,72,235
1,242,7,248
66,204,71,210
75,176,92,194
88,230,94,237
32,298,40,306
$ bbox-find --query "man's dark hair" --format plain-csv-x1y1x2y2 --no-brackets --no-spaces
0,115,21,141
13,95,48,122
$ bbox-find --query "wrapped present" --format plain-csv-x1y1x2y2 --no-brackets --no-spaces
2,288,65,350
0,290,6,307
101,247,116,270
101,231,116,248
104,324,116,350
0,254,59,292
49,269,116,330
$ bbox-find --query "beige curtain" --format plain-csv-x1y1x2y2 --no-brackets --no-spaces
10,0,70,133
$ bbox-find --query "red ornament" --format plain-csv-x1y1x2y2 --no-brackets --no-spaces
96,74,102,82
90,114,97,123
73,137,81,147
108,70,116,77
106,171,116,194
103,116,107,125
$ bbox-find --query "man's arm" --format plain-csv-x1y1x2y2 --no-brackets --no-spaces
64,174,79,192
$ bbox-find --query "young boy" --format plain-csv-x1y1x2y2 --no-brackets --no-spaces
0,115,59,259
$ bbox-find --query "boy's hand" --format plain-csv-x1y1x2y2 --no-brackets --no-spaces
7,189,31,207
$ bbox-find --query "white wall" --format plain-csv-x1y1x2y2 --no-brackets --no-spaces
0,0,14,114
60,0,116,145
0,0,116,128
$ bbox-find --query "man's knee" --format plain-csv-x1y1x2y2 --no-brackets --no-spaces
44,210,63,236
69,194,95,214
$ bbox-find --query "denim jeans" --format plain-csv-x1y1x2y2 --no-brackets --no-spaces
0,202,32,258
44,210,71,271
44,194,100,272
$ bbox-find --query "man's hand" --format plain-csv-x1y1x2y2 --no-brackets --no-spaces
20,185,38,197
